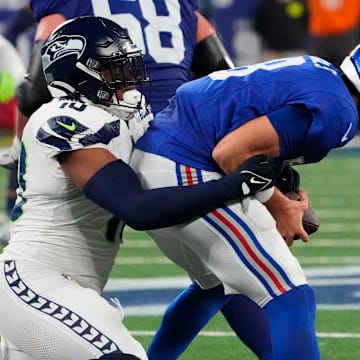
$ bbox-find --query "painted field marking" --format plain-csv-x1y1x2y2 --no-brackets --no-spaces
129,330,360,339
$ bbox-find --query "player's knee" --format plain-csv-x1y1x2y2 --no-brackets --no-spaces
96,352,141,360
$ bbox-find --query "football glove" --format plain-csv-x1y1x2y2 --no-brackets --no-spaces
98,89,153,144
122,90,153,143
276,165,300,192
0,136,21,169
232,154,280,198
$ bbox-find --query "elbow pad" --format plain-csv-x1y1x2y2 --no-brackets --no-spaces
17,40,52,117
191,33,235,78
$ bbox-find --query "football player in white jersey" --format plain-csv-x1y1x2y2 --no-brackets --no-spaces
0,16,280,360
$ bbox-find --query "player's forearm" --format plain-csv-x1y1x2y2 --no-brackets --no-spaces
83,157,277,231
83,159,245,230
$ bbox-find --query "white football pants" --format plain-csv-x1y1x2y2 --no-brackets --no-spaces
131,149,308,307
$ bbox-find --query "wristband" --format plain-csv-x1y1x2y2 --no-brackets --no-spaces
254,187,275,203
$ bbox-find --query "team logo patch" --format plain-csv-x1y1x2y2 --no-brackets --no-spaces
42,35,86,68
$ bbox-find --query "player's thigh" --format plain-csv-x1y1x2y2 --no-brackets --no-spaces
147,226,221,289
0,260,147,360
150,198,307,307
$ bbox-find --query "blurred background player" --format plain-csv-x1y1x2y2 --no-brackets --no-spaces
0,34,25,245
132,49,359,359
2,3,35,50
0,16,279,359
0,1,35,245
0,35,25,133
306,0,360,67
210,0,263,66
255,0,308,60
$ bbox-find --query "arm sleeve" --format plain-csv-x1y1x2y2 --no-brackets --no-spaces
267,105,313,159
191,33,235,78
17,40,52,117
83,159,242,230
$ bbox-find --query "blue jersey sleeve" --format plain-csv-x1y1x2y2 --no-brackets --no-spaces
268,105,313,161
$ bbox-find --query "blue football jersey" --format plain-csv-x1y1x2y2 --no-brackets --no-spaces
30,0,199,114
136,55,358,170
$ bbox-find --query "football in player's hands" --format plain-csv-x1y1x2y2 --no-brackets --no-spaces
284,191,320,238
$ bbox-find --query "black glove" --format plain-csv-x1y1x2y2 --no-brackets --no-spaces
229,154,280,198
276,165,300,193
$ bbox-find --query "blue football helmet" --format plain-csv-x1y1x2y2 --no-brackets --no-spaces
340,44,360,96
41,16,148,105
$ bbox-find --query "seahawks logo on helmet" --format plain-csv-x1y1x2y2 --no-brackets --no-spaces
42,35,86,68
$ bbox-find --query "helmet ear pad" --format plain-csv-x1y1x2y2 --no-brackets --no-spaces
77,76,114,104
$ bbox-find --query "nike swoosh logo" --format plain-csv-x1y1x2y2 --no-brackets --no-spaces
249,177,267,185
57,120,76,131
341,123,352,143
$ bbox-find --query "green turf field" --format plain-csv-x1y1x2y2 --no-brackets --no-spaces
0,143,360,359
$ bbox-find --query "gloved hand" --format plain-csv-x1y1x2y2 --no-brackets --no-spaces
100,89,153,144
0,136,21,169
229,154,280,198
122,89,153,143
276,164,300,192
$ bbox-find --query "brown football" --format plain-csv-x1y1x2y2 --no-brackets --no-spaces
284,191,320,238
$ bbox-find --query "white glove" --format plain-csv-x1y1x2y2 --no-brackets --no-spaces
127,101,153,143
115,89,153,143
0,136,21,169
98,89,154,143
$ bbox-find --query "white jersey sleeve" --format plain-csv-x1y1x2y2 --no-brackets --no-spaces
33,98,132,162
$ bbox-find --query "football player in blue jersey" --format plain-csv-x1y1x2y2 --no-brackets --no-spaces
0,16,279,360
0,0,281,358
132,49,360,359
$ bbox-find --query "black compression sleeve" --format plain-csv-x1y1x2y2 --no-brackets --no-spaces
191,33,234,78
83,159,241,230
17,40,52,117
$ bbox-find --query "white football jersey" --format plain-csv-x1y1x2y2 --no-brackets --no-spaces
2,98,133,292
